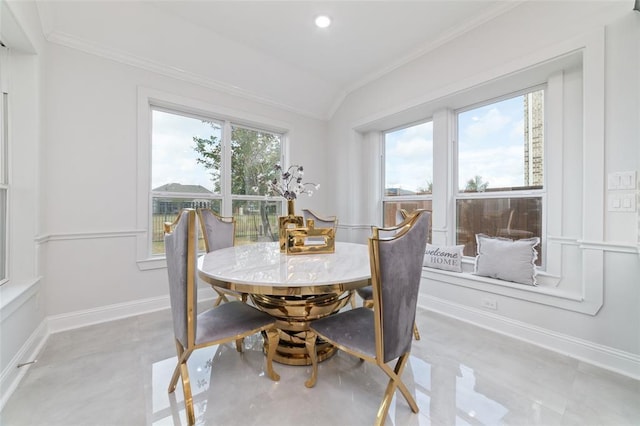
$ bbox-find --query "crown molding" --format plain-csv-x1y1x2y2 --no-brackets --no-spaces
45,30,328,121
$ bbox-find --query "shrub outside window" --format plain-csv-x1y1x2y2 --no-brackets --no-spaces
151,108,283,255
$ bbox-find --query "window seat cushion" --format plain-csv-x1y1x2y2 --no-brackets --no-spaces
473,234,540,286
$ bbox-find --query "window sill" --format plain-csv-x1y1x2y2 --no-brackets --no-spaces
137,257,167,271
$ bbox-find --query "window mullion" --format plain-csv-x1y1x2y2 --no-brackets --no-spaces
221,121,233,216
433,108,453,245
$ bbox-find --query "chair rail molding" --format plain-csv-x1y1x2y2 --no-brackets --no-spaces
34,229,146,244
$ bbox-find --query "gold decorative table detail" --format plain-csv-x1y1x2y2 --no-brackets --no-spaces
278,199,303,252
285,219,336,255
250,292,352,365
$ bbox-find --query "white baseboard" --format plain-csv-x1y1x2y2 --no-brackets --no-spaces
0,320,49,411
47,295,170,334
420,295,640,380
47,288,214,333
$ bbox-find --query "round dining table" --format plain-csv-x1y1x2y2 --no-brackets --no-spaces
197,241,371,365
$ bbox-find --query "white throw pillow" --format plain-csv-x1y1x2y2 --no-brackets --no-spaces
423,244,464,272
474,234,540,285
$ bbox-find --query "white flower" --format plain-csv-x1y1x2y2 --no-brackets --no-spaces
266,164,319,201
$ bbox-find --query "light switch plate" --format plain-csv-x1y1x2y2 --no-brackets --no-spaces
608,171,637,190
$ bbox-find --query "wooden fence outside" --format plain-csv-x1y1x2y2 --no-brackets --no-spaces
152,212,279,253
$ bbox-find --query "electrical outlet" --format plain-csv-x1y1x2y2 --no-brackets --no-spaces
481,298,497,310
608,193,637,212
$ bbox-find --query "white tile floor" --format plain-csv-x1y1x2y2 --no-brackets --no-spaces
2,307,639,426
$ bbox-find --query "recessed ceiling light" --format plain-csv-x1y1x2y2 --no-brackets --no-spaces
315,15,331,28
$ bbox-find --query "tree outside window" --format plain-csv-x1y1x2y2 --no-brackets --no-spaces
151,108,283,254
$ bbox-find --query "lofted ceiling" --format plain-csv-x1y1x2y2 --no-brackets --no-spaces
35,0,518,119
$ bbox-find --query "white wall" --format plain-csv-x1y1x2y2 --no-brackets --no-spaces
328,2,639,377
2,0,330,405
40,42,328,319
0,0,46,408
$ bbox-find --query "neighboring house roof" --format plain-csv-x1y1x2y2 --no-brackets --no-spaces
385,187,416,196
152,183,213,194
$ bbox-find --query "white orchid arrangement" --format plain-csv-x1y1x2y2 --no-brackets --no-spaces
267,164,320,200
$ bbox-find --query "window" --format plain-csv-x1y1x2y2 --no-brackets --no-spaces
382,120,433,240
455,89,544,264
372,44,599,311
150,107,283,255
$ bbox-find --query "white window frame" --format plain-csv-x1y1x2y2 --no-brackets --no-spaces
365,29,606,315
381,119,434,227
136,87,290,270
453,85,547,267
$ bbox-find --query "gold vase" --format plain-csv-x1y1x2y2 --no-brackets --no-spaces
278,199,303,252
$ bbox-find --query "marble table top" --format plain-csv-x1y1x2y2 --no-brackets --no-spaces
197,241,371,295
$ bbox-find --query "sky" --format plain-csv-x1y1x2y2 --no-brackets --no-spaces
385,121,434,193
385,94,527,193
152,110,220,191
154,94,529,195
457,95,526,191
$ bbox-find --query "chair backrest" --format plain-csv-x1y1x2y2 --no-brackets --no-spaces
302,209,337,229
395,208,408,225
369,209,430,363
198,208,235,252
165,208,198,349
374,208,415,239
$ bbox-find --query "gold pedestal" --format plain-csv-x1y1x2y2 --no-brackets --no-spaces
251,291,353,365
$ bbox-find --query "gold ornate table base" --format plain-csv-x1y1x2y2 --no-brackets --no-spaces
251,291,353,366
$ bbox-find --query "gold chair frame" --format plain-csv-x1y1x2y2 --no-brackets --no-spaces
164,209,280,425
356,208,423,340
196,208,248,306
305,211,429,426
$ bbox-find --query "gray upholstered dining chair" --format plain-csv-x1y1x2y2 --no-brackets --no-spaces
304,210,430,426
355,208,427,340
164,209,280,426
197,208,247,306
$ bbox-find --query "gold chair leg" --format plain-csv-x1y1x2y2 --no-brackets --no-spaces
349,291,356,309
168,342,197,425
235,338,244,353
264,329,280,381
304,331,318,388
391,354,419,413
375,353,418,426
168,340,184,393
413,323,420,341
213,288,230,307
179,350,195,426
